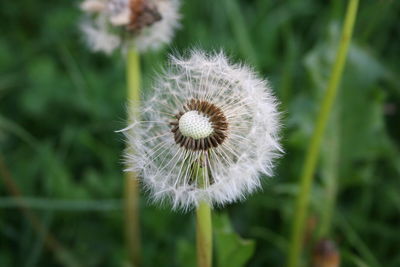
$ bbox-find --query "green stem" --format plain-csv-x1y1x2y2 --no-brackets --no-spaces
318,111,339,238
124,47,141,267
195,161,212,267
127,47,141,111
196,201,212,267
287,1,359,266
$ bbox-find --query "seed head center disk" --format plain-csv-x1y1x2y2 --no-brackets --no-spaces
178,111,213,139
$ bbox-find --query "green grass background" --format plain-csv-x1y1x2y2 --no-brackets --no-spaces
1,0,399,266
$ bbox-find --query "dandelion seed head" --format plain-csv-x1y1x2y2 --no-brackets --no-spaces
81,22,121,54
80,0,180,54
123,50,283,211
80,0,106,13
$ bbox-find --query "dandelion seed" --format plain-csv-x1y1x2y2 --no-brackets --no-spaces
79,0,180,54
122,50,282,211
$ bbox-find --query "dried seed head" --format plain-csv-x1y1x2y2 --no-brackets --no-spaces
122,50,282,211
128,0,162,32
80,0,106,12
80,0,180,54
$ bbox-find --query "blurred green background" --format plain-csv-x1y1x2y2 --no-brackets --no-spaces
1,0,399,266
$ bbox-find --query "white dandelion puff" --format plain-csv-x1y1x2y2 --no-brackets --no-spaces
81,21,121,54
79,0,180,54
122,50,283,211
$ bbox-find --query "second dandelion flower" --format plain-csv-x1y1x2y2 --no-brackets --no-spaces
80,0,181,54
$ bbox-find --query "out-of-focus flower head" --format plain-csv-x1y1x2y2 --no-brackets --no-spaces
80,0,180,54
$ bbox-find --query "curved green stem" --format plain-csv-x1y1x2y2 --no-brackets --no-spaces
124,47,141,267
318,111,340,238
287,1,359,266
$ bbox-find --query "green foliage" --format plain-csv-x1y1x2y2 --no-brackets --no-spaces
1,0,399,266
214,213,255,267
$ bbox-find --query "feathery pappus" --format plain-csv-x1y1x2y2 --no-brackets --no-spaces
121,50,282,211
80,0,180,54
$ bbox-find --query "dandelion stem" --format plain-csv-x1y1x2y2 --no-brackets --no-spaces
287,0,359,266
319,111,340,238
196,201,212,267
127,47,141,111
124,47,141,267
195,162,212,267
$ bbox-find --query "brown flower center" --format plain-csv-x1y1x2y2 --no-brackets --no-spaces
128,0,162,32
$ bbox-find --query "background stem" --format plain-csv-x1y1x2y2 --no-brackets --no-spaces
127,48,141,110
0,154,79,267
287,0,359,266
318,111,340,238
124,47,141,267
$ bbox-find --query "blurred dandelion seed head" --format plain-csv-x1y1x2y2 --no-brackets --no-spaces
80,0,180,54
122,50,282,211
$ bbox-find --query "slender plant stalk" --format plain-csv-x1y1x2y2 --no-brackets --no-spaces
318,111,339,238
124,47,141,267
127,48,141,109
287,0,359,266
0,154,79,267
195,162,212,267
196,201,212,267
